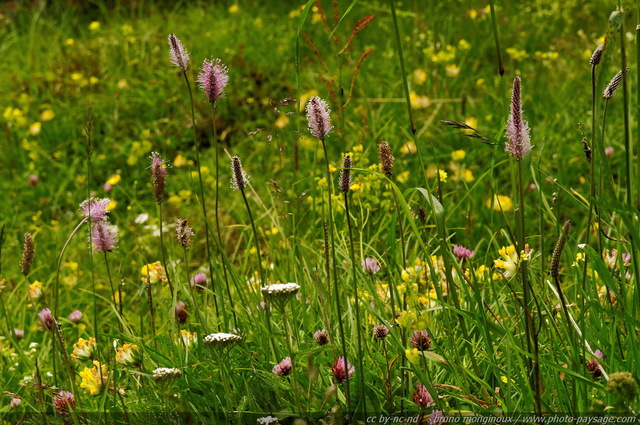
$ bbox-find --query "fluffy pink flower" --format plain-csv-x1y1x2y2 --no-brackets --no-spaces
39,308,55,331
272,357,292,376
168,34,189,71
331,356,354,383
173,301,188,324
53,391,75,414
413,384,434,409
90,221,118,253
305,96,333,140
197,59,229,104
190,272,207,291
69,310,83,323
79,198,111,222
361,257,380,274
13,328,24,340
314,329,329,345
505,76,532,161
453,245,475,260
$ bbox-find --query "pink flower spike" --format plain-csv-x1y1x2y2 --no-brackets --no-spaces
505,76,532,161
331,356,354,383
168,34,190,71
361,257,381,274
80,198,111,222
90,221,118,253
197,58,229,104
305,96,333,140
595,349,603,360
453,245,475,260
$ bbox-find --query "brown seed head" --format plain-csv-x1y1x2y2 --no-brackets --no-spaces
378,141,394,179
20,232,34,277
339,155,353,193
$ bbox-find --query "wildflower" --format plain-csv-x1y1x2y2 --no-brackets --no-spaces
150,152,168,204
203,332,242,347
197,58,229,104
486,194,513,211
29,122,41,136
429,410,446,425
38,308,55,331
69,310,83,323
373,325,389,339
173,301,188,324
550,220,571,277
257,417,280,425
90,221,118,253
180,329,198,348
331,356,354,383
589,43,604,66
405,348,421,365
339,155,353,193
20,232,35,276
71,337,96,362
413,69,427,85
230,155,250,190
261,282,300,301
361,257,381,274
140,261,168,284
411,330,431,351
272,357,292,376
167,34,189,71
445,64,460,77
451,149,466,161
89,21,100,31
40,109,55,121
606,372,639,402
115,343,141,366
586,349,604,380
305,96,333,140
413,384,435,409
409,91,431,109
190,272,207,291
80,361,109,395
10,396,21,409
28,280,43,301
53,391,75,415
505,76,532,161
175,218,194,249
605,146,614,158
29,174,38,186
494,245,531,279
603,68,629,99
314,329,329,346
378,141,394,179
79,198,111,222
13,328,24,340
153,367,182,382
453,245,474,260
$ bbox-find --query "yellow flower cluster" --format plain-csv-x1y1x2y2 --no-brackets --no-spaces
80,360,110,395
72,337,96,362
140,261,168,284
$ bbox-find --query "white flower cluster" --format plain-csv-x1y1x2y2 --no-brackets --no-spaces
152,367,182,382
260,283,300,298
203,333,242,346
256,416,280,425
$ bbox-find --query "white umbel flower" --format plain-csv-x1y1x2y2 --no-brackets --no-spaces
261,283,300,299
153,367,182,382
203,332,242,346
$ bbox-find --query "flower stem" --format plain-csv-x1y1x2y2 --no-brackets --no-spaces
343,192,366,418
182,70,223,329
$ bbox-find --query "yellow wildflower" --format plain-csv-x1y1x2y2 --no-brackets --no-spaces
180,330,198,348
409,91,431,109
413,69,427,85
106,174,121,186
88,21,100,31
173,154,189,167
436,169,448,182
406,348,421,365
458,39,470,50
28,281,43,301
117,79,128,89
451,150,466,161
71,73,83,82
445,64,460,78
400,141,417,155
461,169,474,182
486,195,513,211
140,261,168,284
115,343,140,366
396,310,416,328
396,171,410,184
275,115,290,129
64,38,74,46
493,245,526,279
72,337,96,362
39,110,55,121
506,47,528,61
80,360,109,395
228,4,239,13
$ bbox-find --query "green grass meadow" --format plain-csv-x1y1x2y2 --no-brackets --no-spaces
0,0,639,423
